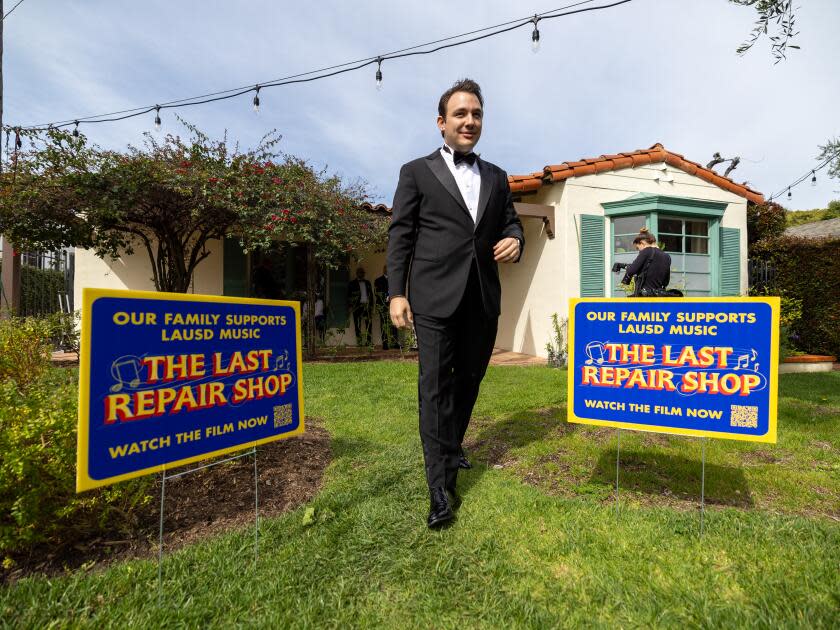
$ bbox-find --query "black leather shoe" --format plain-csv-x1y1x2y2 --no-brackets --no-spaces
427,487,454,528
458,452,472,469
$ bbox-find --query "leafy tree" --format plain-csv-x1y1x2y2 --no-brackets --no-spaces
0,124,385,294
747,200,787,251
731,0,800,62
786,200,840,227
0,123,388,353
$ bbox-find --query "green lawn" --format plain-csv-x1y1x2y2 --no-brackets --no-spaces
2,363,839,628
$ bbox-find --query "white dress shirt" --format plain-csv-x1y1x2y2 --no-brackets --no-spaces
358,280,369,304
440,144,481,224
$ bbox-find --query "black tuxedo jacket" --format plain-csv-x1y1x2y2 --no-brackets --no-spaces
387,149,524,318
347,278,373,310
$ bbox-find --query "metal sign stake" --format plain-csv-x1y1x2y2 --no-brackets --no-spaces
157,468,166,605
253,445,259,568
615,428,621,516
700,437,706,537
156,448,260,602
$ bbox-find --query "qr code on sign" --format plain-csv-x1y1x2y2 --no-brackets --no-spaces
274,403,294,428
730,404,758,428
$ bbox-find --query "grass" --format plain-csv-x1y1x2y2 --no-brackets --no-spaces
2,363,839,628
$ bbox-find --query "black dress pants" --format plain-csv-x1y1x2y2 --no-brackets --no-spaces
352,305,372,345
413,264,498,492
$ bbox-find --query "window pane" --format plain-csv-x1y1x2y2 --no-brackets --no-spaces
614,252,636,265
614,235,636,253
684,255,710,272
659,216,682,234
685,219,708,236
613,215,646,234
669,253,684,272
686,237,708,254
684,273,710,291
660,234,682,253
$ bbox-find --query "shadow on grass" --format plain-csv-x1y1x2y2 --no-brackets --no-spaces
466,406,567,463
590,448,755,508
459,406,568,498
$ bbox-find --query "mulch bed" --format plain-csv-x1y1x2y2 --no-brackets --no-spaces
2,421,332,584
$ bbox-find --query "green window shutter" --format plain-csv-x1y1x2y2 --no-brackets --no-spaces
327,259,349,328
720,227,741,296
223,237,249,297
580,214,605,297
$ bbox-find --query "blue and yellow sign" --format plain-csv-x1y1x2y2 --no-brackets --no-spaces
568,298,779,442
77,289,304,491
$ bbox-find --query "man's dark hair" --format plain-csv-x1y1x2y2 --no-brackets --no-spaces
438,78,484,119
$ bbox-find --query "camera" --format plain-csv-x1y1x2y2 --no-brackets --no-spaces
611,262,628,273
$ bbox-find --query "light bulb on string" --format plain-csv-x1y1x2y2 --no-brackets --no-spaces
375,58,383,91
787,187,792,201
253,86,261,113
811,170,817,186
73,121,80,138
154,106,162,132
531,16,541,53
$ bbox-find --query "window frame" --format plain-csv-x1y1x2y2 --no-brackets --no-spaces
602,194,726,297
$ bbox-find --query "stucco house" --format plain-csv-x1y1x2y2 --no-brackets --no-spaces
73,142,764,358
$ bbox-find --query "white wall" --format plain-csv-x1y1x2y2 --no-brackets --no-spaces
497,162,749,358
73,238,224,309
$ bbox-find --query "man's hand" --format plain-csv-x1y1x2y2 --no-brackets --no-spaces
493,237,520,263
390,296,414,328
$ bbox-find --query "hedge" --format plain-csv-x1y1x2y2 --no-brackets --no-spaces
753,235,840,358
0,261,66,317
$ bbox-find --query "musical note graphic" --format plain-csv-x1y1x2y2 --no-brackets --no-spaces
110,356,143,392
733,354,750,371
274,349,290,371
584,341,607,366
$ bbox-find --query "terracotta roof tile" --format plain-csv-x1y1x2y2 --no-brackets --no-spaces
508,143,765,204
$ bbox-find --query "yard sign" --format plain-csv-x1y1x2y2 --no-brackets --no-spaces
77,289,304,491
568,298,779,442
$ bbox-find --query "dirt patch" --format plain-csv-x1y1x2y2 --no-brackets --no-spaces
2,421,331,584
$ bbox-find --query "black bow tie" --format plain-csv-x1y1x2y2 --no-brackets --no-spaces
444,146,477,167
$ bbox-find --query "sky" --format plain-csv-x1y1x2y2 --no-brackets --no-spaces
6,0,840,211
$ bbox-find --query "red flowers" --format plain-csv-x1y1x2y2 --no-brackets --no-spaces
208,177,219,184
272,177,283,185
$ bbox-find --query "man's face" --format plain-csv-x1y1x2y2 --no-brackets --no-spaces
356,269,365,280
437,91,483,153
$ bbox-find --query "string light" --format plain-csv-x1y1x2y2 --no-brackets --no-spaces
531,16,541,53
252,86,261,113
73,121,80,138
12,1,634,133
769,148,840,201
153,106,162,132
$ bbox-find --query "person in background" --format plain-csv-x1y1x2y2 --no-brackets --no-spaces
619,227,671,296
314,292,326,343
374,266,395,350
252,257,278,299
347,268,373,345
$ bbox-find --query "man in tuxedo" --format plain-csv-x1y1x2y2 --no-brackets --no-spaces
387,78,524,528
347,267,373,346
374,266,395,350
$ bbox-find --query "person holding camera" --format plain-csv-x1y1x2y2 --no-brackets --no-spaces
612,227,677,297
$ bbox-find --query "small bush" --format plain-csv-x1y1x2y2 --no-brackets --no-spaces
545,314,568,368
0,316,54,391
0,367,154,556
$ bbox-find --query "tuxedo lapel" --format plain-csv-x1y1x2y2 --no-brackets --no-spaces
475,158,492,229
425,150,472,221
